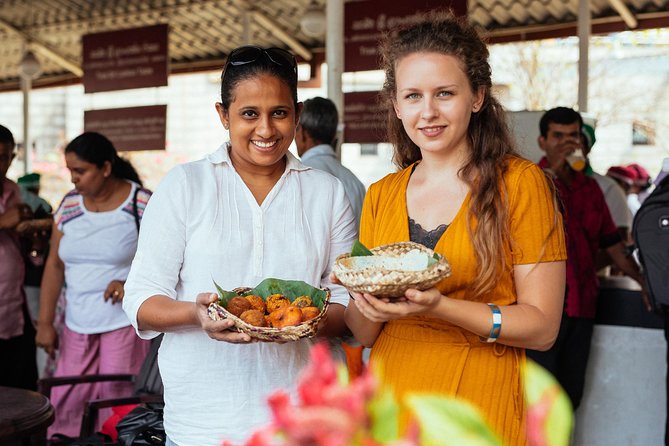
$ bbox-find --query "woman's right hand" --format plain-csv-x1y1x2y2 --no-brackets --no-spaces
195,293,253,344
35,322,59,359
351,291,405,323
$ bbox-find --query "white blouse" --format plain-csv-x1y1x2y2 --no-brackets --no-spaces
57,181,143,334
123,144,357,446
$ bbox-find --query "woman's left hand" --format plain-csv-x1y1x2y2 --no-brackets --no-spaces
353,287,442,322
103,280,125,304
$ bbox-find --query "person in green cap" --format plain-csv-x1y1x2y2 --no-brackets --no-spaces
17,172,52,215
17,172,52,350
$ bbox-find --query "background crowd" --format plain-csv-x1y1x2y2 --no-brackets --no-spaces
1,9,668,446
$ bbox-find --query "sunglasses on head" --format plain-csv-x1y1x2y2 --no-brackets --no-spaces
224,46,297,74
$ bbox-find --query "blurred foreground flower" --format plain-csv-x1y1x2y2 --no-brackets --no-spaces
523,359,573,446
223,344,572,446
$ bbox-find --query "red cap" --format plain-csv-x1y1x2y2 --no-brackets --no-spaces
606,165,637,186
627,163,651,188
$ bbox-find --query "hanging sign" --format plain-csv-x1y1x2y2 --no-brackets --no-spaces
343,91,387,144
83,24,168,93
84,105,167,151
344,0,467,73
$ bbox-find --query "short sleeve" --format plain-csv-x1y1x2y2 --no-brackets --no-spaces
123,166,188,339
53,190,81,232
508,162,567,265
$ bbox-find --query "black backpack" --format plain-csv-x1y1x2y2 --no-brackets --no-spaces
633,175,669,309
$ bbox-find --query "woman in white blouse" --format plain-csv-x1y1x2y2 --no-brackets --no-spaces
123,46,357,446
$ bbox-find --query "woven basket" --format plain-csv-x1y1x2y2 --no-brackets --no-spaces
207,286,330,342
333,241,451,298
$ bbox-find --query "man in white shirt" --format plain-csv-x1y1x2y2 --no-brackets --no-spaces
582,123,633,243
296,97,366,226
295,97,368,372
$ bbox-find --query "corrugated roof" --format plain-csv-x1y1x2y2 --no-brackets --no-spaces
0,0,667,91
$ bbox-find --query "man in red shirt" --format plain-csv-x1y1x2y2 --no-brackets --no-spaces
527,107,648,410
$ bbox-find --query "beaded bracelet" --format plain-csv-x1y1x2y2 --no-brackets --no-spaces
481,303,502,343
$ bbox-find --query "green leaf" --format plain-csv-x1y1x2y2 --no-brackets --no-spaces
336,363,349,386
351,240,373,257
368,387,400,443
406,395,503,446
212,281,239,307
250,278,328,310
213,278,328,310
427,253,440,267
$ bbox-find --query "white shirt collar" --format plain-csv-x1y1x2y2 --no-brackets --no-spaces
206,142,310,173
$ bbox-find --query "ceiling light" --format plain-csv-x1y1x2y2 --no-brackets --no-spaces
19,49,42,79
300,2,326,39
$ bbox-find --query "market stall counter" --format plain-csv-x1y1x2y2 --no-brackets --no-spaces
574,276,665,445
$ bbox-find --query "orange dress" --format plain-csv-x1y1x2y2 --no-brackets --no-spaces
361,157,567,445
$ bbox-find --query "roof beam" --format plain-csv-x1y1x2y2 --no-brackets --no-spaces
0,17,83,77
607,0,638,28
251,11,312,61
0,18,84,77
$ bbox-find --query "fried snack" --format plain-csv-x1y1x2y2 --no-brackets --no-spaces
269,306,303,328
266,294,290,313
239,309,267,327
227,296,252,317
301,306,320,322
292,295,312,309
244,294,266,314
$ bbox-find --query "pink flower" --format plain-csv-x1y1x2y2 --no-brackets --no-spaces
244,428,280,446
229,341,488,446
295,342,376,422
296,342,339,406
248,342,379,445
526,386,560,446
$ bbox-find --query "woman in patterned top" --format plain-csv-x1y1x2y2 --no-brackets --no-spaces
35,132,151,438
339,10,567,445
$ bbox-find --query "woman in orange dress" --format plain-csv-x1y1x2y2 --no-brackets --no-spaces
341,11,567,445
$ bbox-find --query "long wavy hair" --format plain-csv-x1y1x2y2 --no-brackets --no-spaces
380,10,525,297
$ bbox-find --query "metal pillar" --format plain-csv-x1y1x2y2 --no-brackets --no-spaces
577,0,590,113
326,0,344,158
21,75,32,175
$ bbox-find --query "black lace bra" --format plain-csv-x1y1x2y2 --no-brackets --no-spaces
408,218,448,250
407,163,448,250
